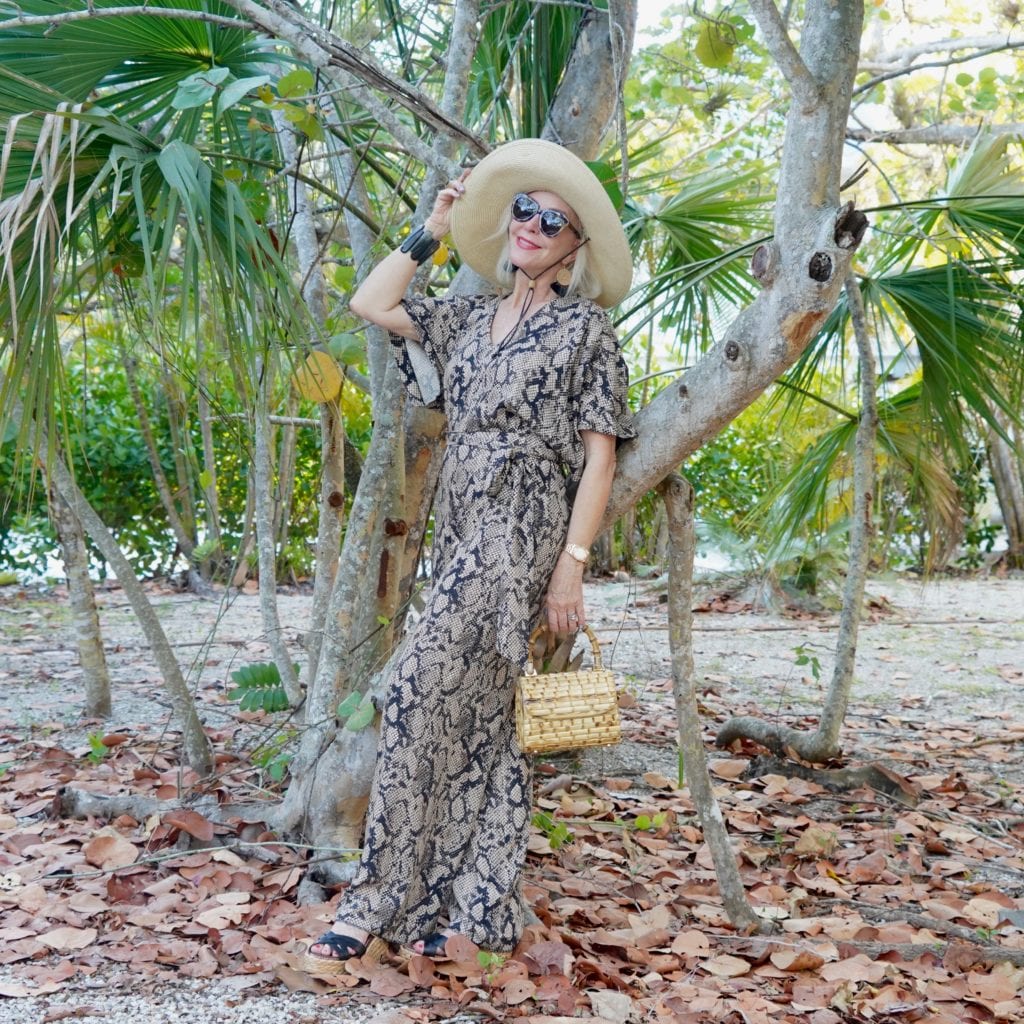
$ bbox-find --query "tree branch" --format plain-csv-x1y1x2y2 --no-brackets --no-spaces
220,0,487,157
854,39,1024,95
603,0,867,524
847,123,1024,145
0,6,251,31
859,33,1024,72
747,0,816,99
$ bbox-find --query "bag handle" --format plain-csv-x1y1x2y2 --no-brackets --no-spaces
524,623,603,675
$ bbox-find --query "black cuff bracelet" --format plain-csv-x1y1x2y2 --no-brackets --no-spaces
400,225,441,265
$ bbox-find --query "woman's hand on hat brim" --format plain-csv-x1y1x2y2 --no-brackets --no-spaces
425,168,471,238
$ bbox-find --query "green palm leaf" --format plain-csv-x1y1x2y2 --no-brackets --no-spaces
757,382,959,566
0,0,260,113
619,163,771,353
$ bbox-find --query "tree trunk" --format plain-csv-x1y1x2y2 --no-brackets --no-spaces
661,475,760,933
195,330,223,569
276,0,484,846
274,390,300,569
253,355,301,704
274,358,408,846
275,118,348,699
156,341,199,555
602,0,867,524
123,354,197,562
49,482,112,719
22,410,213,775
543,0,637,155
989,413,1024,569
716,271,877,761
231,469,257,588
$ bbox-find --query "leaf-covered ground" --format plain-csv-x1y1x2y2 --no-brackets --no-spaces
1,574,1023,1022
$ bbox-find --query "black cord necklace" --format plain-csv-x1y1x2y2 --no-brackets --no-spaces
494,239,586,346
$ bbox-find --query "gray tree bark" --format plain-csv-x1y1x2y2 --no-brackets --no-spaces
274,390,300,561
20,408,213,774
195,330,223,564
989,413,1024,569
660,475,759,933
543,0,637,155
717,272,878,762
49,484,112,719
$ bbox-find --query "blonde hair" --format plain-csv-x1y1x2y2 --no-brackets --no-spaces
490,198,600,300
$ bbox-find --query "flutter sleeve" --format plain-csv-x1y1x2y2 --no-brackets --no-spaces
575,313,637,442
388,294,468,411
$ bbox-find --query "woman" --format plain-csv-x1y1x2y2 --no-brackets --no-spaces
302,139,635,975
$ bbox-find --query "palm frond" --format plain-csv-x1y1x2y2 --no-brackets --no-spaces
619,163,771,354
941,132,1024,258
876,261,1022,447
754,381,960,566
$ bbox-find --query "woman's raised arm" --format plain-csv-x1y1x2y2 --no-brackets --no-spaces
349,171,469,340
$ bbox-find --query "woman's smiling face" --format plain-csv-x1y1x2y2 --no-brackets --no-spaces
508,190,583,274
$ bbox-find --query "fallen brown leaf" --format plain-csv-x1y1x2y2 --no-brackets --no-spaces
36,927,97,951
703,954,751,978
369,966,417,998
82,833,137,870
770,948,826,972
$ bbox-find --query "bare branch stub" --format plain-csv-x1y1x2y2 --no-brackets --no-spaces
808,251,833,282
835,202,869,249
751,242,779,286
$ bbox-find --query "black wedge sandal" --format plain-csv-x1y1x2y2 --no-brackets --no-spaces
397,930,455,961
299,929,389,980
418,932,452,957
401,930,494,961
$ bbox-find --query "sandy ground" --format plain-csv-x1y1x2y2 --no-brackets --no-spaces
1,570,1023,1022
3,571,1023,743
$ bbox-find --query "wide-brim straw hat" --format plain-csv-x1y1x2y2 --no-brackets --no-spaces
450,138,632,308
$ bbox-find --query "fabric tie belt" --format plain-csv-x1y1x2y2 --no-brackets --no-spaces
445,430,573,665
446,430,568,497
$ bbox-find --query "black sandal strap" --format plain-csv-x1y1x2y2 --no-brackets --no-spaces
420,932,451,956
313,930,367,959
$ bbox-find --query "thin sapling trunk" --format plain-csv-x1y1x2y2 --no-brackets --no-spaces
661,474,760,934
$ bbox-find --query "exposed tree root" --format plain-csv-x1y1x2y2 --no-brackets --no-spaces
722,933,1024,968
742,755,921,806
56,786,277,822
815,899,1006,945
716,717,827,760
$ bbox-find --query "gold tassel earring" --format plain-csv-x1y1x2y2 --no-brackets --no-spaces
555,264,573,288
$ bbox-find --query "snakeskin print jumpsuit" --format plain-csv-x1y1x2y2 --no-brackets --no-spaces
336,293,635,951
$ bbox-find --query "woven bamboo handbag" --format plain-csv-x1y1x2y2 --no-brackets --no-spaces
515,624,621,755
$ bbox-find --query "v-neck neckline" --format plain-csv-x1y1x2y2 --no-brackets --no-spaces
487,292,570,348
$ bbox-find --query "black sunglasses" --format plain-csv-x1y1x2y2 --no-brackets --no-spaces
510,193,582,239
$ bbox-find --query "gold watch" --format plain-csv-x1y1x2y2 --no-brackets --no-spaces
564,542,589,564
